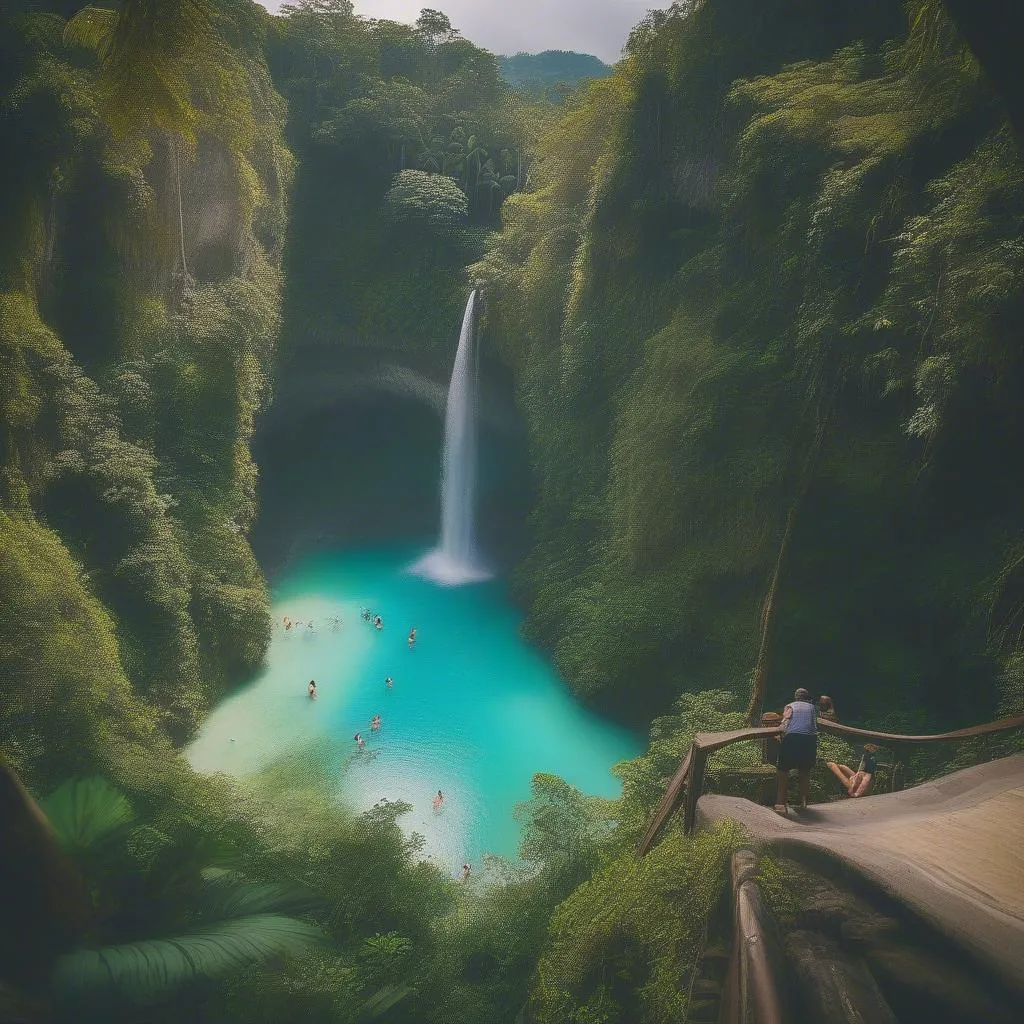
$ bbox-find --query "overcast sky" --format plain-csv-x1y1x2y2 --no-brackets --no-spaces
256,1,658,64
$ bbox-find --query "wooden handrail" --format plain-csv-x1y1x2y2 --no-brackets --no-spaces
637,726,783,855
636,746,694,857
724,849,786,1024
636,713,1024,857
818,714,1024,744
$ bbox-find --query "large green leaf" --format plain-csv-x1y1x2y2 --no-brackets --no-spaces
39,777,133,854
359,983,413,1020
195,873,324,919
51,914,331,1006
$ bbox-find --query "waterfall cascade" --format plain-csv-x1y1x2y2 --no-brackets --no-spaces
411,290,490,585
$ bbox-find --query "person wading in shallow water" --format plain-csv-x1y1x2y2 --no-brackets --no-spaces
774,687,818,814
308,680,317,699
432,790,444,812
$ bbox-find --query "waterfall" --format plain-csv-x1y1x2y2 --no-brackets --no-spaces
411,290,490,585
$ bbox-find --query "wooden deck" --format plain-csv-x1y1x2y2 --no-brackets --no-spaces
698,753,1024,998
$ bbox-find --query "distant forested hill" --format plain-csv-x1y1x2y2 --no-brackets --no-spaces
500,50,612,99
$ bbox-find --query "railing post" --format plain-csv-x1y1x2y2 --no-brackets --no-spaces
684,743,705,834
759,713,782,765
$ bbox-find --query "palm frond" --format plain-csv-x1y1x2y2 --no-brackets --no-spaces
51,914,331,1005
39,777,133,854
63,6,117,58
196,874,324,919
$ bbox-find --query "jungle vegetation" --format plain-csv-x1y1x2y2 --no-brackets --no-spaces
475,0,1024,737
2,2,1024,1023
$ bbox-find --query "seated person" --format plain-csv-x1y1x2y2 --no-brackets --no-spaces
827,743,878,798
817,695,837,722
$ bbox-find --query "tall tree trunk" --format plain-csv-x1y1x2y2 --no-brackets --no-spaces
0,759,90,990
174,136,188,280
745,414,829,725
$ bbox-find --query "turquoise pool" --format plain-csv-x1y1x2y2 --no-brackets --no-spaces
187,545,642,872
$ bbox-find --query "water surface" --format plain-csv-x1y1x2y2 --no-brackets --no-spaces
187,546,642,871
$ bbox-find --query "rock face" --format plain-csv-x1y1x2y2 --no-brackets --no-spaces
785,929,898,1023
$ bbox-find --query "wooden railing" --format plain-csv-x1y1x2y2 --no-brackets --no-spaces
636,713,1024,857
720,849,786,1024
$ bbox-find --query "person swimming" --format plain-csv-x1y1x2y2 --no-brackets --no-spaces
432,790,444,812
370,714,382,732
385,676,394,689
408,627,417,648
308,679,317,699
374,614,383,630
354,732,365,751
361,608,371,622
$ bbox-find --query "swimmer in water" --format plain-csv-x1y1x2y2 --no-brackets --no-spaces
408,627,417,648
361,608,371,622
385,676,394,689
370,714,381,732
354,732,365,751
308,680,317,699
432,790,444,812
374,614,383,630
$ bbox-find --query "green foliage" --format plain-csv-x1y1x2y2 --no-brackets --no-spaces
0,0,287,755
0,509,161,790
382,168,469,231
529,823,743,1024
516,772,616,888
269,0,554,354
0,771,332,1018
51,914,330,1009
40,776,133,854
480,0,1024,731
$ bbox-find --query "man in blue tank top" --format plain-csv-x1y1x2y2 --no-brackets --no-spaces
775,687,818,814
